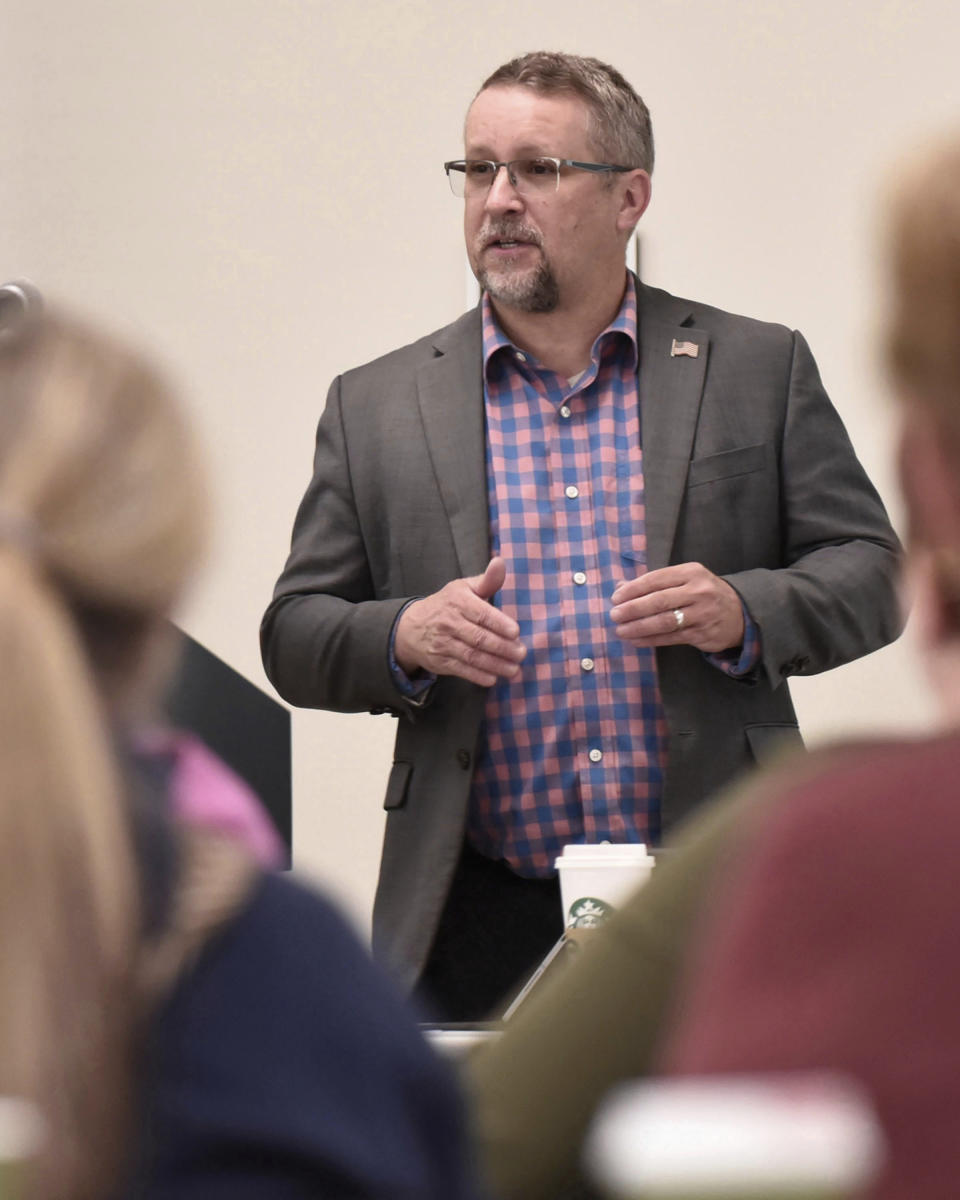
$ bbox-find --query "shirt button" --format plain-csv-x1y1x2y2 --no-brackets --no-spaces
589,748,603,763
515,350,527,362
573,571,587,586
456,749,471,770
565,485,579,499
580,657,595,672
559,405,572,419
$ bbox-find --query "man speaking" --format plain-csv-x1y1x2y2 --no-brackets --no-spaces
261,52,902,1020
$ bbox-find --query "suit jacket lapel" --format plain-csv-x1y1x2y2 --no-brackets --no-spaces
637,285,709,572
410,287,709,579
415,308,490,577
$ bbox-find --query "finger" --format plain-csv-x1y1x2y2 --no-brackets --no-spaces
455,613,527,665
458,560,522,642
474,597,522,642
610,591,688,626
457,588,521,642
443,599,521,650
611,564,689,605
610,577,642,605
425,606,526,669
469,556,507,601
613,607,690,643
437,643,523,686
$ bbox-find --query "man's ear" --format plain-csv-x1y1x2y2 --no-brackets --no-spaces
617,169,652,234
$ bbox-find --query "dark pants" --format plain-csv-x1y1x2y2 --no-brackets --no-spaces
415,840,563,1022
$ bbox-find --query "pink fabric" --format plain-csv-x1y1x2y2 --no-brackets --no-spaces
135,726,285,868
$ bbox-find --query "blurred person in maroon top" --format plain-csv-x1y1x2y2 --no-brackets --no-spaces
662,132,960,1200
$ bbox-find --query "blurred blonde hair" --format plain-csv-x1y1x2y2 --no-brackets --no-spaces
886,133,960,430
0,311,207,1198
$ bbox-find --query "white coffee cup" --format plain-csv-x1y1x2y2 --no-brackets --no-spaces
554,842,655,928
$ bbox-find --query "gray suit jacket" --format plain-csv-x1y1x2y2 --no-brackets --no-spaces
261,281,903,989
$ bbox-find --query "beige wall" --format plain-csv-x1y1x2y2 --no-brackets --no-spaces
2,0,955,933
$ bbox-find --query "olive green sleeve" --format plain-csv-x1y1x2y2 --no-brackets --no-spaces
462,784,768,1200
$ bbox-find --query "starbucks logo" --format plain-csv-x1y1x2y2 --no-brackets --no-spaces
568,897,614,928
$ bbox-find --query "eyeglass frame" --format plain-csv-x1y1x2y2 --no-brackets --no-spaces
443,156,637,197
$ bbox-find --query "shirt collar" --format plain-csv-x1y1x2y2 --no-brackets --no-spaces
481,272,640,381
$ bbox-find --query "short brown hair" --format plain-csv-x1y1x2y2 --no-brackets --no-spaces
478,51,654,174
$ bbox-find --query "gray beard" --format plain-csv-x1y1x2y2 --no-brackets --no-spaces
478,258,560,313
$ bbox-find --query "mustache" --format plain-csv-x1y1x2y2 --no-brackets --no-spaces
476,222,543,250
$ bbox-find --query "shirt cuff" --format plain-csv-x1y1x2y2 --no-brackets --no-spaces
388,600,436,699
705,601,761,678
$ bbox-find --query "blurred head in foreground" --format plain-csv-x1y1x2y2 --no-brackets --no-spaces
655,134,960,1200
887,135,960,426
886,134,960,720
0,309,207,1197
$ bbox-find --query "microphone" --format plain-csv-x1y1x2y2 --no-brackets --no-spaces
0,280,44,340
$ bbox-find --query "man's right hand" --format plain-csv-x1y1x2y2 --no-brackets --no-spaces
394,556,526,687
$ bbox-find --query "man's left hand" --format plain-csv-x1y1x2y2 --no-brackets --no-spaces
610,562,745,653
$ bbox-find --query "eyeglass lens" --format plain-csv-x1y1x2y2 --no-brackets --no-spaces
448,159,559,197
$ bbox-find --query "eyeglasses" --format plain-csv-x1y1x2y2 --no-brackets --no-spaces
443,157,636,198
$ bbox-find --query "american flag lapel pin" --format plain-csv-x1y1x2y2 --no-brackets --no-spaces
670,338,700,358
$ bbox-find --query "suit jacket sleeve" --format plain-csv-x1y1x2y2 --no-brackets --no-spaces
721,330,903,687
260,374,416,717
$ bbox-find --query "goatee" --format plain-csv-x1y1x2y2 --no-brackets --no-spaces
474,222,560,313
479,260,560,313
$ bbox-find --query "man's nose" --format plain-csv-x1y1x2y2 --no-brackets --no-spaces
484,164,524,214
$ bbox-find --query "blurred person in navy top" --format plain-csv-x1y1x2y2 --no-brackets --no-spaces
0,306,482,1200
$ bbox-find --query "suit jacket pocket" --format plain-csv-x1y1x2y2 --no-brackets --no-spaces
384,760,413,810
745,722,804,765
687,443,766,488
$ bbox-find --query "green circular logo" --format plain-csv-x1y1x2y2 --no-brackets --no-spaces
568,896,614,927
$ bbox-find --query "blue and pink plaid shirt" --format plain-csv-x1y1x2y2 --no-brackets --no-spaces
465,276,757,876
